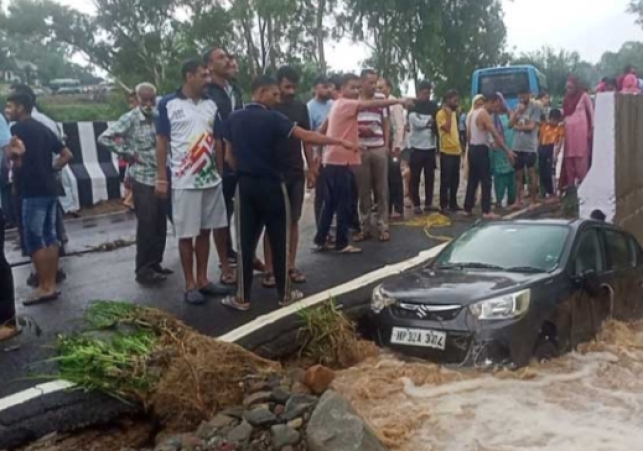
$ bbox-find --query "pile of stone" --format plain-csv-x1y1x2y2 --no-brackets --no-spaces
125,365,386,451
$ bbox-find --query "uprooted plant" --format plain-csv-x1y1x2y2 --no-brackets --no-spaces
296,298,378,369
50,300,281,431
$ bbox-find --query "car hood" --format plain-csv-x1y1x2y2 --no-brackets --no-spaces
380,268,543,306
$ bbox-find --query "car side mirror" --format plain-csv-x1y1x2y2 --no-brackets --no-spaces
578,270,601,297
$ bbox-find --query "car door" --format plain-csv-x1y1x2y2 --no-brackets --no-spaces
600,228,643,320
568,227,610,345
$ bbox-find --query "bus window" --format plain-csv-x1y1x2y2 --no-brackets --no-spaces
479,72,530,98
537,72,548,92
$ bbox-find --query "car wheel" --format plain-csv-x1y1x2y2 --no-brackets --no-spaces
533,336,559,362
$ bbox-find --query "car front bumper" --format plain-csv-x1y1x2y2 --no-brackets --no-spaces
372,305,537,368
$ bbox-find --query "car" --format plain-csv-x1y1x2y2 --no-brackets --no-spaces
370,219,643,368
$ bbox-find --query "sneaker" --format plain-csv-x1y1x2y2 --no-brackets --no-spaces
136,269,167,285
152,265,174,275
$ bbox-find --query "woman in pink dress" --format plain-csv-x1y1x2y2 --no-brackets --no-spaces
560,76,594,189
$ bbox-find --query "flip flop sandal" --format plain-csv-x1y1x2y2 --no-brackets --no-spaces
262,273,276,288
353,232,372,243
199,282,234,297
279,290,305,307
313,243,333,253
23,290,61,306
289,269,307,284
379,232,391,242
220,272,237,286
221,296,251,312
337,245,363,254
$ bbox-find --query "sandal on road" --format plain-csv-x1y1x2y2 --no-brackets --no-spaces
221,296,251,312
23,290,61,307
337,245,363,254
379,231,391,242
279,290,305,307
262,272,276,288
352,232,372,243
289,269,307,284
199,282,233,297
220,272,237,286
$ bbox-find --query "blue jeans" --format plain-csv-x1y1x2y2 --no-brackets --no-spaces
314,165,354,250
22,196,58,255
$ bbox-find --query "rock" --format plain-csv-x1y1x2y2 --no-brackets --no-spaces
284,395,319,421
271,387,292,404
274,404,285,416
247,380,271,393
218,442,238,451
220,407,246,419
287,418,304,430
252,403,271,412
291,381,312,395
243,391,273,407
196,414,237,440
287,367,307,384
271,425,301,449
154,436,181,451
280,447,295,451
304,365,335,395
244,408,279,428
227,420,254,443
306,390,387,451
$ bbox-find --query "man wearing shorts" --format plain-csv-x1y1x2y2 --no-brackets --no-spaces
155,59,233,305
5,91,72,305
509,89,542,208
262,66,313,287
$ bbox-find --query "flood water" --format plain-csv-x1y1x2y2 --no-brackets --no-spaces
333,320,643,451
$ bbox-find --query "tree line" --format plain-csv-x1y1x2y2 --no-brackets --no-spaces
1,0,643,99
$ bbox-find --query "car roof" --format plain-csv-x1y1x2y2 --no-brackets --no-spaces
480,218,613,232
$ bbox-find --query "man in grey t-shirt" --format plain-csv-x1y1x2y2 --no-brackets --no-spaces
509,89,542,207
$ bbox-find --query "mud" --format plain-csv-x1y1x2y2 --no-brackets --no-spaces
333,320,643,450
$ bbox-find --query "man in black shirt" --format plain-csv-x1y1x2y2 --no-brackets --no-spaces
263,66,313,288
203,47,244,270
5,92,72,305
221,75,357,312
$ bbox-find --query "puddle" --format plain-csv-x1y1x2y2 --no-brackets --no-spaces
333,320,643,451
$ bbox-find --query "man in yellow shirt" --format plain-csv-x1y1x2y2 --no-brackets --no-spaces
436,89,462,212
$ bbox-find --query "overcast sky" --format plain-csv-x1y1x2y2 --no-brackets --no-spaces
57,0,643,72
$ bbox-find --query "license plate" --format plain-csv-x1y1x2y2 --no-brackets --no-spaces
390,327,447,350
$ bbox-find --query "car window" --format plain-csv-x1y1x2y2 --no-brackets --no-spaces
604,229,635,270
574,229,604,276
435,223,569,272
632,237,643,266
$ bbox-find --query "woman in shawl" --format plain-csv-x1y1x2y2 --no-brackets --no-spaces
560,76,594,189
490,93,517,209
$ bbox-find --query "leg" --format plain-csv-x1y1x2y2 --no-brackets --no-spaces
439,154,449,210
423,150,436,209
314,166,325,227
235,178,263,305
132,181,158,275
286,176,305,277
371,147,390,235
494,174,503,206
172,189,201,292
314,166,338,247
335,166,358,251
194,230,211,288
0,208,17,332
349,170,361,231
514,168,524,205
354,154,374,237
463,148,480,213
449,155,461,210
262,181,290,301
200,186,233,288
153,189,168,269
479,148,493,216
222,174,237,260
388,156,403,216
409,149,423,208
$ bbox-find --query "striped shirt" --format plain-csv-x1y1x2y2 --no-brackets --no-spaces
358,93,388,148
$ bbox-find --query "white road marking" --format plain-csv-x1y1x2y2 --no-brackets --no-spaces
0,380,75,412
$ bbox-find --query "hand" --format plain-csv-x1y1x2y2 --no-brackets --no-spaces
391,147,401,158
401,98,415,109
306,169,317,190
128,154,142,165
506,150,516,165
7,136,25,156
341,140,360,153
358,126,375,137
155,180,168,198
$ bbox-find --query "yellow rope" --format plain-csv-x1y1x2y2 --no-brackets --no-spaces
392,213,453,242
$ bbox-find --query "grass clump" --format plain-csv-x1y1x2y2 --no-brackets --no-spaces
297,298,378,369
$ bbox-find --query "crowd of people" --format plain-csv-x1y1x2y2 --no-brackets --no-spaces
0,46,621,340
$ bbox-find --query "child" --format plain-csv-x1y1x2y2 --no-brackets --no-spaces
538,108,565,203
491,95,516,208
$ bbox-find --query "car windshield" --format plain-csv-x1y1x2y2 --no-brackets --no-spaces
435,223,570,272
479,71,530,98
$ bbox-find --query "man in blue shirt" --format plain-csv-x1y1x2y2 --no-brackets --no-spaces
221,75,357,312
307,76,333,227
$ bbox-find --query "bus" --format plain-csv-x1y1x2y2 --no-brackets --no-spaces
50,78,81,93
471,65,548,109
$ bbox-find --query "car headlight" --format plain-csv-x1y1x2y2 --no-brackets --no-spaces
469,289,531,320
371,284,396,314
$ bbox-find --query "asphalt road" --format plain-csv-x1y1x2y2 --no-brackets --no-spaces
0,197,474,398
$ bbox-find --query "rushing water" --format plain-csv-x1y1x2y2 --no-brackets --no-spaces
333,320,643,451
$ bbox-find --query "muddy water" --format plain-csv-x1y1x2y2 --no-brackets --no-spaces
333,320,643,451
